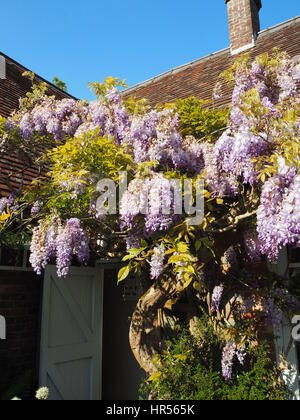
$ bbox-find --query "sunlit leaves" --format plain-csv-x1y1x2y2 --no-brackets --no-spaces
118,265,131,284
168,97,229,142
88,76,127,100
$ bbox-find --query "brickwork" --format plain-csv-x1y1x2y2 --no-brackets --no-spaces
226,0,261,54
0,271,42,399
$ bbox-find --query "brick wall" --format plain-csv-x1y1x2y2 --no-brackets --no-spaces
0,271,42,400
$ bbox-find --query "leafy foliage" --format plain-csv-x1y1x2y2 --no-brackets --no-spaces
52,76,68,92
170,97,229,142
89,76,127,100
140,319,289,401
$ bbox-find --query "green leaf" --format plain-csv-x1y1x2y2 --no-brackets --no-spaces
195,240,202,251
148,371,162,382
118,265,130,283
122,247,146,261
177,242,189,253
168,255,182,264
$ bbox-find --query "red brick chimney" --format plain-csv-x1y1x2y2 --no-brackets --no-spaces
226,0,262,55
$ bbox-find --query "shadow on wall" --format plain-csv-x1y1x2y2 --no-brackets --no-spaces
102,270,145,400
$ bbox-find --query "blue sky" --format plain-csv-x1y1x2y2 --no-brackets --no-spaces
1,0,299,100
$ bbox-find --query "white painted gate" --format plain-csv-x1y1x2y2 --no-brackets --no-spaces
40,265,104,400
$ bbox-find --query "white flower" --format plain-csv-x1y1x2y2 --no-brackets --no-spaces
36,387,49,400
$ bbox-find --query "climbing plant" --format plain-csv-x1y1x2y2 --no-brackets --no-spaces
0,49,299,389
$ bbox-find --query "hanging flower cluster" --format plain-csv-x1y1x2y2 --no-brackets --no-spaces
123,109,194,172
29,218,89,277
56,218,89,277
257,158,300,261
214,52,300,187
77,91,129,144
0,193,15,214
4,87,129,148
243,230,263,263
214,128,270,186
150,244,166,280
17,98,87,141
211,284,224,314
31,201,43,217
120,172,180,240
222,342,246,381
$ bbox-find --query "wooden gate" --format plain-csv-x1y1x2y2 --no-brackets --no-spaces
40,265,104,400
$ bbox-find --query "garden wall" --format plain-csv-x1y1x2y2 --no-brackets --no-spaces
0,271,42,400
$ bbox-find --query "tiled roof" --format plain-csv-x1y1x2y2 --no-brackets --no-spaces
0,53,75,197
0,52,75,117
123,16,300,107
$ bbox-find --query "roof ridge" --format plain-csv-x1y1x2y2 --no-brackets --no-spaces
259,14,300,36
123,14,300,95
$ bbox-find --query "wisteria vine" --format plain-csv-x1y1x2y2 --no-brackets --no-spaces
1,50,300,381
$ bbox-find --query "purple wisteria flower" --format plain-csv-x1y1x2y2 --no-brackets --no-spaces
0,193,15,214
13,97,86,142
262,297,283,333
243,231,263,263
31,201,43,217
257,159,300,261
222,246,238,270
120,173,179,238
150,244,165,280
56,224,74,278
30,221,51,275
126,234,142,251
211,284,224,314
68,219,89,265
263,289,300,333
106,87,121,104
222,342,246,381
56,218,89,277
0,197,8,213
214,128,268,187
7,193,15,207
30,218,89,278
222,342,237,381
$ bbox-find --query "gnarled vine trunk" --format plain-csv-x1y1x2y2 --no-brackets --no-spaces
129,279,186,374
